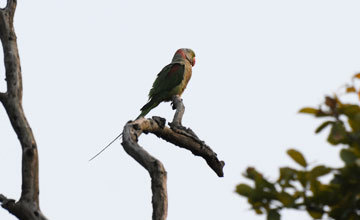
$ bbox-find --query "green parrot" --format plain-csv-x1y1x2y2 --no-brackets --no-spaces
137,48,196,119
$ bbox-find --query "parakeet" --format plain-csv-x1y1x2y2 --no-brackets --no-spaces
137,48,196,119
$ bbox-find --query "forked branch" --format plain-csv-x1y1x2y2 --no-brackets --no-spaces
0,1,47,219
122,96,224,220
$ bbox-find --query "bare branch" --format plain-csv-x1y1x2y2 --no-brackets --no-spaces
0,1,21,98
3,0,16,13
0,193,47,220
0,92,5,102
0,1,47,220
0,194,17,214
122,119,168,220
122,101,224,219
171,95,185,126
126,117,225,177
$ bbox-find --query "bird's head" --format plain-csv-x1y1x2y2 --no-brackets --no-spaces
173,48,196,66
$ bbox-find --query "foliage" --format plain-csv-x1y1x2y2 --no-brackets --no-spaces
236,75,360,220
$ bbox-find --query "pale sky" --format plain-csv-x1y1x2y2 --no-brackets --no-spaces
1,1,360,219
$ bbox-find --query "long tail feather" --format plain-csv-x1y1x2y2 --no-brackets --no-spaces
89,132,123,161
136,100,160,119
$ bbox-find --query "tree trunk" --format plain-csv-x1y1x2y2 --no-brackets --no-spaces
0,1,47,219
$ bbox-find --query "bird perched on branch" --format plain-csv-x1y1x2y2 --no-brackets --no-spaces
90,49,195,161
137,48,196,119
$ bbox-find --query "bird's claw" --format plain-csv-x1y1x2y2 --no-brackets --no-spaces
171,101,176,110
171,95,182,110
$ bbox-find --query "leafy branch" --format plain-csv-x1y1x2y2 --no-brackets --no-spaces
237,74,360,220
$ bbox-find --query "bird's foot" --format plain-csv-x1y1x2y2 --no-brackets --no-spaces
171,95,182,110
170,100,176,110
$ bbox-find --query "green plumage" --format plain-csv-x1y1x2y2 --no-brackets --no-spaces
137,48,195,119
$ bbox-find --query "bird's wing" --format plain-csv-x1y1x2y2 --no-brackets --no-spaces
148,63,185,98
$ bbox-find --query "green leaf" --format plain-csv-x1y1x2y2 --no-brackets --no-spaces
267,209,281,220
292,191,302,200
235,184,253,197
278,167,295,179
309,165,332,179
315,121,333,133
277,191,294,207
309,179,321,193
297,171,308,188
340,104,360,116
244,167,261,180
278,167,296,187
307,208,324,219
299,107,318,114
327,121,347,145
340,104,360,131
340,149,357,165
347,112,360,132
287,149,307,167
254,208,263,214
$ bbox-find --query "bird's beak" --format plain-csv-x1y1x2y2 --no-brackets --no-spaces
192,57,196,66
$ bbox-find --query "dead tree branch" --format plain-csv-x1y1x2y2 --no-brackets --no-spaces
0,1,47,219
122,96,225,220
170,95,184,126
0,92,5,102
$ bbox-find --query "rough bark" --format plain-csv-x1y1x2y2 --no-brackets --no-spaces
0,1,47,219
122,96,225,220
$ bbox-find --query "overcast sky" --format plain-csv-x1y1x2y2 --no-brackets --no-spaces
1,1,360,219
